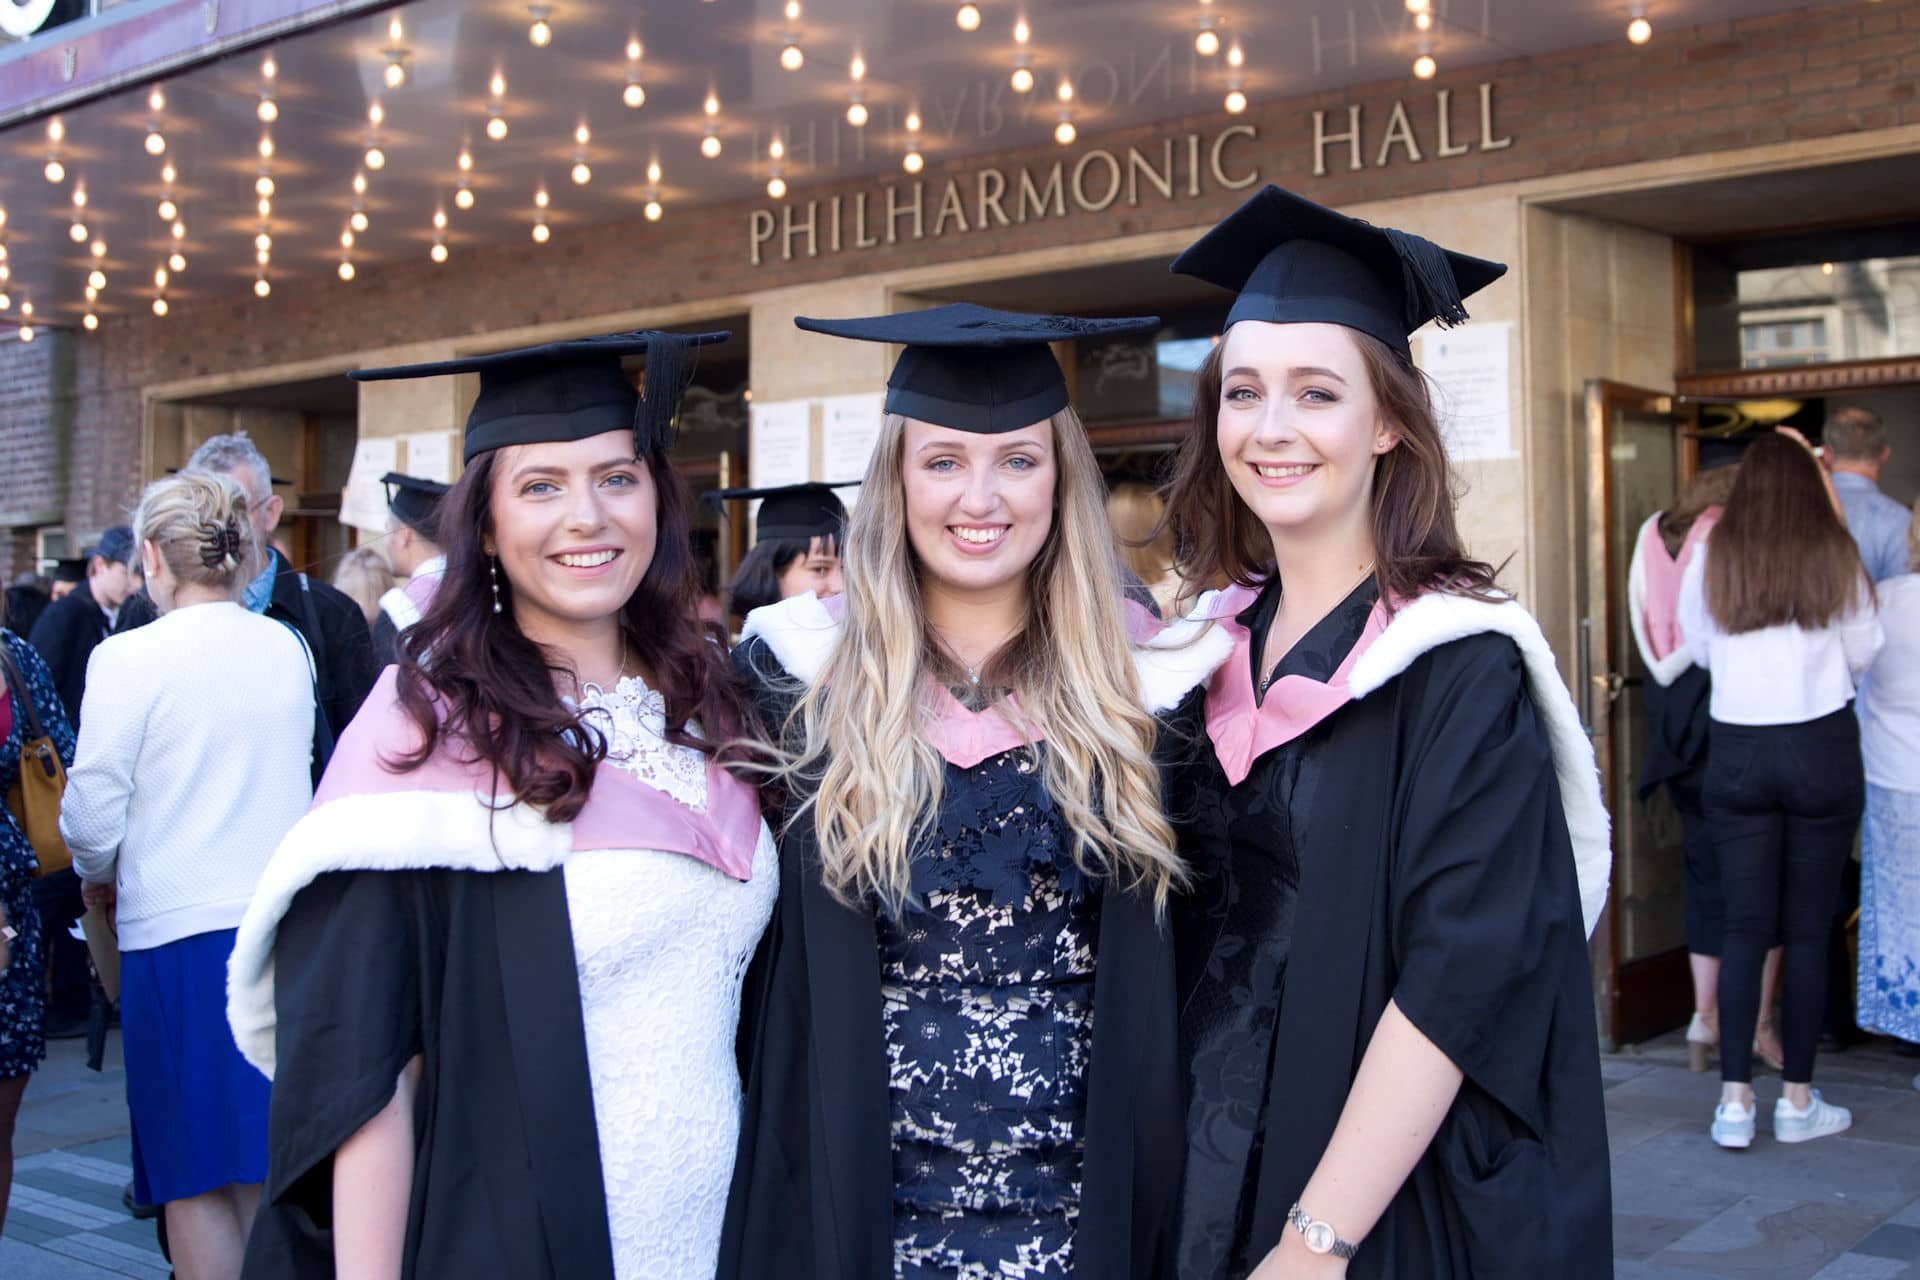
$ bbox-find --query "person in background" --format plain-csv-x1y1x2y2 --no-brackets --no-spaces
28,526,136,728
0,596,77,1238
1826,406,1908,584
1106,481,1184,619
5,574,52,645
1857,504,1920,1075
116,434,376,744
330,548,394,630
369,471,450,670
706,480,852,621
1629,465,1786,1075
1680,430,1883,1150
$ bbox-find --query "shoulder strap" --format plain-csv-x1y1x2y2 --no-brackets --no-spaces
0,637,46,741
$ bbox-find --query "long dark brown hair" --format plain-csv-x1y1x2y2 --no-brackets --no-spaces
392,445,755,823
1657,465,1736,557
1705,433,1872,634
1160,331,1498,606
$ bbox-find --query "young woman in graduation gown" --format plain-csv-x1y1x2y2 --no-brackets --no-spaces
718,305,1220,1280
226,330,777,1280
1156,186,1615,1279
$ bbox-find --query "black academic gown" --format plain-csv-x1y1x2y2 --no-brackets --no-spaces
718,637,1183,1280
243,867,615,1280
1169,584,1612,1279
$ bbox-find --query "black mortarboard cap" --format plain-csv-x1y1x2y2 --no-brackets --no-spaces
348,330,729,462
704,481,855,542
380,472,451,537
49,558,87,584
1171,185,1506,360
794,303,1160,433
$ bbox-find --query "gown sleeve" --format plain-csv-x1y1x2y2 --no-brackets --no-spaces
256,868,431,1253
1386,633,1582,1140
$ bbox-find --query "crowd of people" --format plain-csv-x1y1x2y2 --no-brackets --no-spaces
0,181,1906,1280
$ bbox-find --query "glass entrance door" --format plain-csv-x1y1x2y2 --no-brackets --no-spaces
1583,379,1693,1047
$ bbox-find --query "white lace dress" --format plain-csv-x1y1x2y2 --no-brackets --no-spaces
562,676,778,1280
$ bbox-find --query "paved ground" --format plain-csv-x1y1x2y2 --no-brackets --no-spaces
9,1029,1920,1277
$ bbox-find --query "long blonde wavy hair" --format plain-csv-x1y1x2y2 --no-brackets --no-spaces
777,409,1183,917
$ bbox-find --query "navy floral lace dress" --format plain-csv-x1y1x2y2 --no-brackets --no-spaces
884,736,1097,1280
0,630,77,1080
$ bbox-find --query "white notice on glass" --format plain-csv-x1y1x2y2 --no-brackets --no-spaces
749,399,811,488
1417,323,1514,462
400,431,455,484
340,437,400,534
819,392,885,509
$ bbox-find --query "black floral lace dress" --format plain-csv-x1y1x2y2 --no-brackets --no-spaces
882,738,1098,1280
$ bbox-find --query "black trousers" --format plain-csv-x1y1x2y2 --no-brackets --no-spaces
1705,708,1864,1086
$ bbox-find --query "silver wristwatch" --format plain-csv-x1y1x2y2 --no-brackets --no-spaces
1287,1201,1359,1260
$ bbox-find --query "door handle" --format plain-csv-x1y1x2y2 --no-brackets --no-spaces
1577,617,1594,737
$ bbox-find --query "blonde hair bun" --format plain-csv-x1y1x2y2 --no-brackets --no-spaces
134,470,258,592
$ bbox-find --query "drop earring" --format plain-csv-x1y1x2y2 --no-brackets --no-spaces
490,556,503,614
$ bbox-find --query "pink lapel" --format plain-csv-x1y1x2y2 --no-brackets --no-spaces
1201,582,1392,786
924,682,1042,769
313,668,762,881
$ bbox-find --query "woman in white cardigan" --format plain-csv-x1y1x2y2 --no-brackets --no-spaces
61,471,314,1280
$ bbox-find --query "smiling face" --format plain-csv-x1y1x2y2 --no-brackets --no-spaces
484,430,657,643
1216,320,1399,544
900,417,1055,601
776,535,844,602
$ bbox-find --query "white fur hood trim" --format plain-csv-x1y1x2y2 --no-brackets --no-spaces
1348,592,1612,939
227,789,572,1078
740,590,1235,713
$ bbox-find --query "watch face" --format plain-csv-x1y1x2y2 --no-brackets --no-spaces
1304,1221,1337,1255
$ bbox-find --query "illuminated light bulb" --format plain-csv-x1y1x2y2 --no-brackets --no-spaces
91,239,107,256
18,301,29,316
171,220,185,239
1415,11,1432,29
19,325,34,342
486,111,508,141
1014,17,1030,42
161,162,175,183
255,174,275,197
47,119,64,143
389,13,403,41
1413,51,1436,78
258,135,274,159
623,79,645,108
1225,88,1247,113
145,128,166,156
574,122,591,145
368,102,385,126
903,150,924,174
83,286,96,302
704,92,720,116
780,42,803,71
770,137,786,160
350,209,368,232
88,269,106,289
1406,0,1429,11
534,188,550,209
458,149,473,172
261,53,276,79
956,4,981,31
1821,261,1836,276
1054,120,1076,144
1227,42,1245,68
701,132,722,158
152,298,168,316
353,172,368,195
69,220,88,243
168,252,186,273
1011,65,1034,93
528,6,552,46
455,185,475,209
905,111,921,131
646,159,662,183
784,0,800,17
72,187,86,208
531,221,551,243
255,277,271,298
44,159,64,183
1195,27,1220,56
155,267,169,288
0,291,9,307
365,146,386,169
430,242,449,263
626,37,643,60
385,59,406,89
644,199,663,221
83,312,98,330
433,209,448,229
340,230,355,248
847,100,869,126
1057,80,1074,102
256,248,270,265
850,54,866,80
339,261,356,280
255,232,272,252
257,95,278,123
1627,13,1652,44
571,161,591,184
158,198,177,220
149,87,165,112
766,176,787,199
490,70,508,96
257,197,272,217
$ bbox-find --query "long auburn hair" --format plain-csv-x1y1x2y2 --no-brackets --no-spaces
770,409,1184,917
1657,465,1737,557
1705,433,1872,634
1160,331,1498,605
392,443,755,823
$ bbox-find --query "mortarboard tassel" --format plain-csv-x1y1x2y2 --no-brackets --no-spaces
1384,226,1471,331
633,333,700,456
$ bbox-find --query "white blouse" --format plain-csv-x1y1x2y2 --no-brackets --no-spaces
562,676,777,1279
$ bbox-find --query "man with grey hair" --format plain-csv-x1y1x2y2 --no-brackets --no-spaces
1826,406,1910,584
116,432,375,756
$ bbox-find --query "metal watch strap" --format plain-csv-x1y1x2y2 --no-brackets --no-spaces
1287,1200,1359,1261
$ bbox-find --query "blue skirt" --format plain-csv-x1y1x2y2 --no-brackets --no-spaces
120,928,271,1204
1858,784,1920,1044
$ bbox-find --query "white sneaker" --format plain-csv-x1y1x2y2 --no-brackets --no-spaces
1711,1098,1755,1149
1774,1091,1851,1144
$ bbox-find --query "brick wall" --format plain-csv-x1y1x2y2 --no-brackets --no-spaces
0,329,73,575
23,0,1920,537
